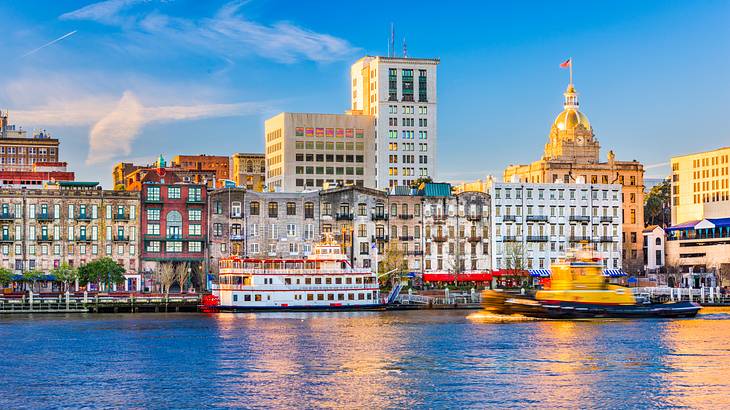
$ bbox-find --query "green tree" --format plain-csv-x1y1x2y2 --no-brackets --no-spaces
410,176,433,189
52,263,78,293
22,270,45,293
378,239,407,287
78,257,126,291
644,179,670,227
0,267,13,288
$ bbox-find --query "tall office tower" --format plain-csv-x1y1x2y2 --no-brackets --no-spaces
350,56,439,189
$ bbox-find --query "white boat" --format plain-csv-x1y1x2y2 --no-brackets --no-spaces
206,238,382,311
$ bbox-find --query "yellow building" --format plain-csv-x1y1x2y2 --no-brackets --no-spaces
670,146,730,225
504,81,645,272
231,153,265,191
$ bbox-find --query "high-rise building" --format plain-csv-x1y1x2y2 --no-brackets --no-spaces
669,146,730,225
350,56,439,189
0,111,60,171
264,113,375,192
503,80,644,272
230,153,265,191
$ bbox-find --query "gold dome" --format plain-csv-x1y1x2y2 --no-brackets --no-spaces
553,108,591,131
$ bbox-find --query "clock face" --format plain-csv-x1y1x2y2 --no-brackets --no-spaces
576,137,583,144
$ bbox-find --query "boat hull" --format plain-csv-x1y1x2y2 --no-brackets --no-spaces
481,291,701,319
203,303,386,313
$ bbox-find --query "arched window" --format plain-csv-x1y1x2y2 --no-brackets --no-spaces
246,160,253,173
166,211,182,238
655,237,661,246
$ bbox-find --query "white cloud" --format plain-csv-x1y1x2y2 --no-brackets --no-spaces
60,0,358,63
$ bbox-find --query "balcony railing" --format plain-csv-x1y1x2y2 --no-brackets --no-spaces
406,250,424,256
526,215,548,222
113,235,130,242
502,215,516,222
371,212,389,221
37,213,53,221
599,216,614,223
76,214,92,221
398,214,414,220
230,234,244,241
230,213,243,219
398,235,414,241
569,235,592,242
75,236,91,242
526,235,549,242
36,235,53,242
569,215,591,223
186,197,205,204
0,235,13,242
371,235,389,242
433,214,448,223
335,213,354,221
0,213,15,221
113,213,130,221
466,214,482,222
432,235,448,242
599,236,616,242
502,235,518,242
467,235,483,243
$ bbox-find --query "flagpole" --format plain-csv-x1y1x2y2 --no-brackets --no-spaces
569,57,573,85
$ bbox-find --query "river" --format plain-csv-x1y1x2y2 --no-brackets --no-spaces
1,309,729,409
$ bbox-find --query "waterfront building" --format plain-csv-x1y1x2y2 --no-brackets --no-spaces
0,182,141,290
350,56,439,189
319,185,387,270
230,152,265,191
642,225,665,273
114,155,217,191
0,162,74,188
0,111,60,170
172,154,230,188
387,186,425,273
664,146,730,285
139,169,208,291
207,188,320,277
503,80,644,272
264,112,375,192
489,181,623,274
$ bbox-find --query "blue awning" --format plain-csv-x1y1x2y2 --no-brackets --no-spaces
529,269,551,278
603,269,627,277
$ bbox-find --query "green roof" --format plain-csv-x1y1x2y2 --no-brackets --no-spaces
56,181,100,187
423,183,452,197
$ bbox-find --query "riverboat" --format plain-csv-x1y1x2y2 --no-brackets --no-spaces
204,237,382,311
481,245,700,319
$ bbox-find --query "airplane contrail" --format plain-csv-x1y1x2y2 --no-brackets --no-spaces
19,30,78,59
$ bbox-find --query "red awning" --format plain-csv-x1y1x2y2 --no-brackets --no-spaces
491,269,530,277
423,272,493,282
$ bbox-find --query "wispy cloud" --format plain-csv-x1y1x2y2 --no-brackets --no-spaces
60,0,358,63
19,30,78,59
645,161,669,170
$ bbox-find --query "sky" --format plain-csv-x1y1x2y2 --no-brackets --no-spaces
1,0,728,188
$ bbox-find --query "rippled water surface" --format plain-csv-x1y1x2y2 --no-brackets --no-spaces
2,309,730,409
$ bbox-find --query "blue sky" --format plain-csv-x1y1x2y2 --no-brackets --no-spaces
1,0,728,188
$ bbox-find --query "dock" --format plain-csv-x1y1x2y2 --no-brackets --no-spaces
0,292,201,314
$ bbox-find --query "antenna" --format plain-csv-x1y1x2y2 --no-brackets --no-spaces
402,37,407,58
389,23,395,57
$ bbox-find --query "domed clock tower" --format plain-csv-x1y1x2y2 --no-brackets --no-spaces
542,83,600,164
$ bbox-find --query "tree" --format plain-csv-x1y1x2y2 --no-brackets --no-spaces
175,262,190,293
78,257,126,291
52,263,78,293
159,263,176,295
0,267,14,288
378,239,407,287
410,177,433,189
503,242,528,287
22,270,45,293
644,179,671,228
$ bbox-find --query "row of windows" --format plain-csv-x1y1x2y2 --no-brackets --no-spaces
295,153,364,163
2,243,134,257
494,188,620,201
0,203,136,219
387,105,428,115
145,240,203,253
0,146,56,154
145,186,203,202
232,292,374,302
388,142,428,152
1,224,135,241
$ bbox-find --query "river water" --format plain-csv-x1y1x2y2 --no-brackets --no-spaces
1,309,729,409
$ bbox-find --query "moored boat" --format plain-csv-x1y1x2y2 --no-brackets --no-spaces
204,236,383,311
481,246,700,319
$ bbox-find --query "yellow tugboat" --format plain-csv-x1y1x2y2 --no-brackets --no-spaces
481,245,700,319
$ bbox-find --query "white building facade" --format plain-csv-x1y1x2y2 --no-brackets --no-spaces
350,56,439,189
490,182,623,272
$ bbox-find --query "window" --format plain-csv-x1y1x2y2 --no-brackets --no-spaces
146,241,161,252
147,223,160,235
189,224,202,236
147,186,160,201
287,224,297,237
286,202,296,216
168,187,181,199
189,241,202,252
166,241,183,252
147,209,160,221
188,187,202,202
250,201,260,215
166,211,182,238
188,209,202,221
268,202,278,218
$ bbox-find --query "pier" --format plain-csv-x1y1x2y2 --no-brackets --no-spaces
0,292,201,314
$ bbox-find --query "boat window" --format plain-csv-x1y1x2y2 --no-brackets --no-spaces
307,294,314,301
305,278,312,285
317,294,324,301
327,294,334,301
335,277,342,284
355,277,362,284
315,278,322,285
325,278,332,284
347,277,353,284
285,278,291,285
338,293,345,300
358,293,365,300
255,294,262,301
348,293,355,300
244,295,251,301
233,295,238,302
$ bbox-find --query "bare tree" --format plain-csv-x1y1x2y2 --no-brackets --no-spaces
175,262,190,293
379,239,407,287
159,263,176,295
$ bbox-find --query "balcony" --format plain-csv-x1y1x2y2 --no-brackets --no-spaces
371,212,389,221
335,212,354,221
230,234,244,241
599,236,616,242
76,214,92,222
398,235,414,241
599,216,614,223
502,235,518,242
36,235,53,243
502,215,516,222
398,214,414,220
230,213,243,219
526,235,549,242
526,215,548,222
167,234,183,240
432,234,448,242
37,213,53,221
433,214,448,224
186,197,205,204
0,234,13,242
467,235,483,243
466,214,482,222
113,235,130,242
113,213,130,221
569,215,591,223
0,213,15,221
371,235,389,242
406,250,424,256
75,236,91,242
145,197,163,203
569,235,592,242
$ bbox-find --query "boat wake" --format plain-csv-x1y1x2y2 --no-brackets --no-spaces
466,311,543,323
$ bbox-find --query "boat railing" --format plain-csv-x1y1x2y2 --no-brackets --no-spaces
633,286,730,304
218,268,374,276
212,283,379,291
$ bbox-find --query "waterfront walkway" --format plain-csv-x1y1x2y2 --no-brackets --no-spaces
0,292,201,314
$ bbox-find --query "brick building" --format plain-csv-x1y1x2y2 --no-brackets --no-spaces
114,155,217,191
172,154,230,187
